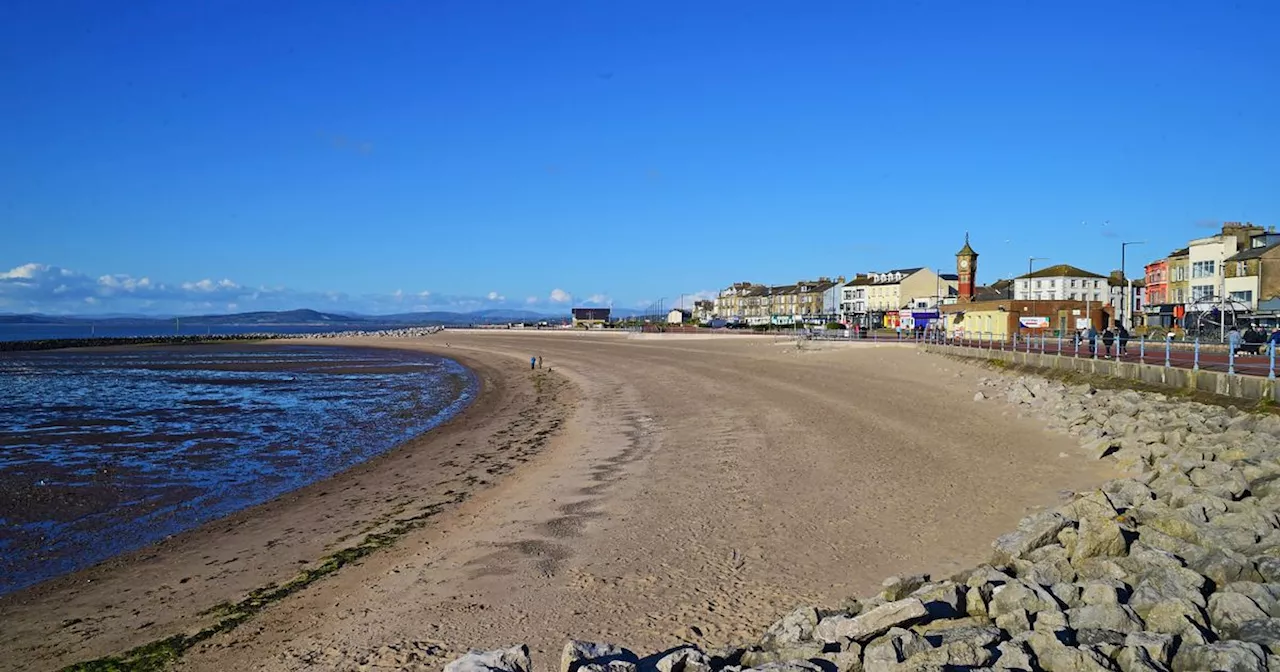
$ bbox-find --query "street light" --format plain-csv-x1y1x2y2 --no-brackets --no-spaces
1028,257,1049,329
1121,241,1146,329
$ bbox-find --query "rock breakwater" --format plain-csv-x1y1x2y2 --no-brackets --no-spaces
447,368,1280,671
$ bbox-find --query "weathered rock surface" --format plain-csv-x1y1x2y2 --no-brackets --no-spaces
445,646,533,672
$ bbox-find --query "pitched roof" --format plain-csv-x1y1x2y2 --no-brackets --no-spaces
956,233,977,257
939,274,959,281
1227,242,1280,262
1015,264,1105,280
1167,247,1190,258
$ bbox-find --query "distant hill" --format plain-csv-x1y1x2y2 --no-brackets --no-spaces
0,307,643,326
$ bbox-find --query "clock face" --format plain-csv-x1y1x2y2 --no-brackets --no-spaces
960,258,969,269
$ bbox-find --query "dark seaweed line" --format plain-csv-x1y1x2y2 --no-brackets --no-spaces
1,335,284,353
60,493,465,672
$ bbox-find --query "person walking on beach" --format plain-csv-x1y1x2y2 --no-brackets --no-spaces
1102,327,1115,358
530,356,536,370
537,356,543,369
1117,323,1130,356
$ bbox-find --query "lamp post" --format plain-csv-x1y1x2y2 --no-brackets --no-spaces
1121,241,1146,330
1028,256,1049,330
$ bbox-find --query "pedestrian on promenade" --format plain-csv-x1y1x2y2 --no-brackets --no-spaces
1088,325,1098,355
1229,326,1242,356
1102,327,1116,358
1269,328,1280,353
530,356,536,370
1117,323,1130,356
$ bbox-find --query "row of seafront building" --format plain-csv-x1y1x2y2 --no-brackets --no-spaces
707,222,1280,339
710,234,1134,337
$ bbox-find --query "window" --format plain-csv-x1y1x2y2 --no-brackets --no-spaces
1069,292,1077,300
1237,261,1248,276
1192,260,1216,278
1035,280,1042,289
1230,291,1254,305
1070,279,1077,288
1191,285,1214,302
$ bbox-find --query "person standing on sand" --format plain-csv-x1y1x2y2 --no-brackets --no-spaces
537,356,543,369
530,356,536,370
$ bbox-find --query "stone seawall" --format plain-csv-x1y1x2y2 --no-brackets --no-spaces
924,343,1280,405
447,357,1280,671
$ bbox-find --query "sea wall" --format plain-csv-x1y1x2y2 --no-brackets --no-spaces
923,343,1280,405
447,362,1280,672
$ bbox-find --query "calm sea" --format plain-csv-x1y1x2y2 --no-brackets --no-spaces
0,344,476,594
0,323,409,342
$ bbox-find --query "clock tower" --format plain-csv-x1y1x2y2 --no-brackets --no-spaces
956,233,978,302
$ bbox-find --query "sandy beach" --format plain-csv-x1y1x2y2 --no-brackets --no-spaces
0,332,1114,671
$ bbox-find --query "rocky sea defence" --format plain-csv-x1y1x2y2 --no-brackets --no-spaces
447,366,1280,671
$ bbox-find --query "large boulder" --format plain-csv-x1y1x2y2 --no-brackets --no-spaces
1208,592,1270,635
655,648,712,672
561,642,637,672
1227,618,1280,656
989,580,1063,618
446,646,533,672
1127,566,1208,615
1066,604,1145,633
1172,641,1268,672
993,512,1071,563
761,607,820,647
815,598,929,644
861,628,930,672
1073,516,1131,562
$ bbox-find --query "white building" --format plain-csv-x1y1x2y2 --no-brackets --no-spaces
1013,264,1107,303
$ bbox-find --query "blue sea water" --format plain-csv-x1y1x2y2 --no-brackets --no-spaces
0,323,408,342
0,344,476,594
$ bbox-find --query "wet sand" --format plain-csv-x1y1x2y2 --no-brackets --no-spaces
0,333,1113,671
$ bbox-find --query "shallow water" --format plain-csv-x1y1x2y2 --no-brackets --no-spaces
0,344,475,594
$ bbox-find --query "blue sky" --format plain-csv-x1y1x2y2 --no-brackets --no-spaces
2,0,1277,315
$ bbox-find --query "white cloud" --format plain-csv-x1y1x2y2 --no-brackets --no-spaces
0,261,621,316
181,278,240,292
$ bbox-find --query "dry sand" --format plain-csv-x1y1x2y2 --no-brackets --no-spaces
0,332,1113,671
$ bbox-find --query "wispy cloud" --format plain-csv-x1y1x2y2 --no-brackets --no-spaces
0,262,559,316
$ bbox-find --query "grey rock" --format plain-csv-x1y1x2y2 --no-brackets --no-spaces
1116,647,1169,672
1074,516,1132,562
1128,566,1208,615
993,512,1070,563
1066,604,1145,633
974,391,987,401
1189,548,1263,587
656,648,711,672
740,645,824,669
990,580,1063,618
446,646,533,672
1035,609,1070,632
1064,491,1121,522
862,628,929,672
880,575,929,602
562,642,636,672
812,650,862,672
994,608,1032,635
1075,557,1132,582
1081,580,1129,606
1258,556,1280,583
741,662,824,672
1143,599,1212,646
1122,632,1175,668
1037,643,1120,671
817,598,929,643
1053,582,1084,609
1076,629,1126,646
910,582,964,619
1224,582,1280,616
1209,591,1269,635
1171,641,1268,672
994,640,1035,670
1228,618,1280,655
762,607,820,647
919,625,1002,648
